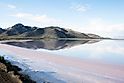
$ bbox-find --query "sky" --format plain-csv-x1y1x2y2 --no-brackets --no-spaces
0,0,124,38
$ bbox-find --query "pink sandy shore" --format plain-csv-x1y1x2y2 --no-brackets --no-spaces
0,43,124,83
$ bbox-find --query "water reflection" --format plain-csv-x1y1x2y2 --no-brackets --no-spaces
1,39,101,50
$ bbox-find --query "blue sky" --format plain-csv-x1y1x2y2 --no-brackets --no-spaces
0,0,124,38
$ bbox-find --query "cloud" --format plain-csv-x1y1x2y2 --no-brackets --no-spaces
7,4,16,9
75,18,124,38
11,12,60,24
12,13,32,18
71,4,89,12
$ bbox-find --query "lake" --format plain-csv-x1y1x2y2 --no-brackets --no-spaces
0,39,124,83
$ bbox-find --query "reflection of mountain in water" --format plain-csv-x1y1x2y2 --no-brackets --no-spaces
2,39,101,50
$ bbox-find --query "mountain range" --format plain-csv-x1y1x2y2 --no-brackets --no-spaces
0,23,102,39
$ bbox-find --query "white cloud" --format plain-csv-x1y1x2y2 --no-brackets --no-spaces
71,4,89,12
73,18,124,38
7,4,16,9
11,12,60,24
13,13,31,18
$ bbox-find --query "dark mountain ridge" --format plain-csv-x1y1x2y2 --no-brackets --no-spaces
0,28,6,34
0,23,102,39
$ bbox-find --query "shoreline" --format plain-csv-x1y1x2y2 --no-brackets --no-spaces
0,37,112,41
0,56,36,83
0,43,124,82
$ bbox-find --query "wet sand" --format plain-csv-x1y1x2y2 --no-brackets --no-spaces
0,44,124,83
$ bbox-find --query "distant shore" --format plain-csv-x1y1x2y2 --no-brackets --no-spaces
0,36,112,41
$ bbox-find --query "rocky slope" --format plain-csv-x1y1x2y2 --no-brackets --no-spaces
0,28,6,34
0,23,102,39
0,56,36,83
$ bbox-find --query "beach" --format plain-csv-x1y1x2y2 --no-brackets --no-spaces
0,43,124,83
0,56,36,83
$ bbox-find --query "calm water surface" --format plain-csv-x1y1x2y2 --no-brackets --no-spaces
1,39,124,64
46,40,124,65
0,39,124,83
